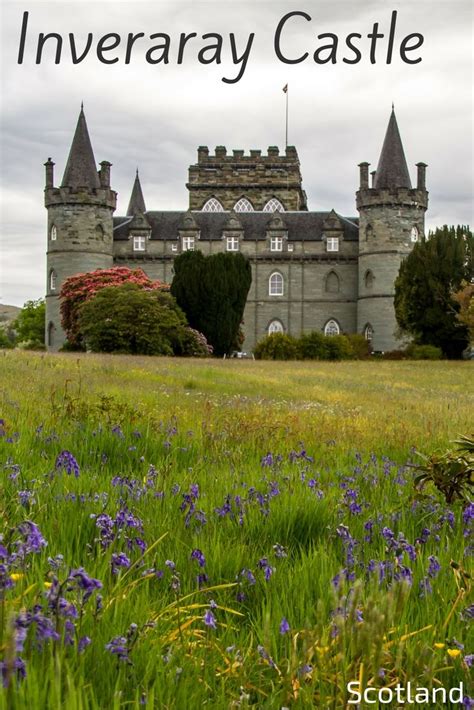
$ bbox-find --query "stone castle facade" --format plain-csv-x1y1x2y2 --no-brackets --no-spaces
45,107,428,352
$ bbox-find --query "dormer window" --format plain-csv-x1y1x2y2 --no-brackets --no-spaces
182,236,195,251
50,225,57,241
326,237,339,252
270,236,283,252
226,237,239,251
133,236,146,252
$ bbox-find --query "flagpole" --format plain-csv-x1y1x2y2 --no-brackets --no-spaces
285,85,289,148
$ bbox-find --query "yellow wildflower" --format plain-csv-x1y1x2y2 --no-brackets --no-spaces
447,649,461,659
434,643,445,649
10,573,24,581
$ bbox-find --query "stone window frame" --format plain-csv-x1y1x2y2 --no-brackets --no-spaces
410,226,419,243
133,235,146,252
268,319,284,334
182,236,195,251
226,236,240,252
270,236,283,252
364,269,374,289
324,319,340,336
50,225,57,241
364,323,374,342
47,321,55,347
269,271,284,296
202,197,224,212
234,197,254,213
325,270,340,294
263,198,285,213
49,269,57,292
326,237,340,253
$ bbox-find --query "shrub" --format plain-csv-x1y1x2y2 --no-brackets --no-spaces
174,327,213,357
297,331,330,360
325,335,354,361
405,344,443,360
346,333,372,359
254,333,299,360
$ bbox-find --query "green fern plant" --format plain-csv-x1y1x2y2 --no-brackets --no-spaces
413,434,474,503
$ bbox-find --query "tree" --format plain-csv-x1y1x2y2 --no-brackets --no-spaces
12,299,45,348
170,251,252,356
78,283,189,355
394,225,473,358
453,281,474,343
60,267,167,348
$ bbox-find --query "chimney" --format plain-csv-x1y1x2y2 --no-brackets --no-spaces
358,162,370,189
416,162,427,191
44,158,55,188
99,161,111,188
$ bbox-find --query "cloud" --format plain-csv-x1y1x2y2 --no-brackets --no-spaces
0,0,472,305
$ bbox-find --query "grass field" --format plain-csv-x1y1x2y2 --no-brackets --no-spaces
0,351,473,708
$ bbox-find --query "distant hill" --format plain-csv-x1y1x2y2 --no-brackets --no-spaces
0,304,21,324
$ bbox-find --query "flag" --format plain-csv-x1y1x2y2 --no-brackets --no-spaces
282,84,288,93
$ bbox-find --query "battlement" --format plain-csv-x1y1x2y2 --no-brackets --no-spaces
44,185,117,210
356,187,428,211
197,145,299,163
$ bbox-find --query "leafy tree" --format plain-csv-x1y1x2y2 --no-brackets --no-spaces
0,327,14,349
12,299,45,347
394,225,473,358
78,284,188,355
170,251,252,357
453,280,474,343
60,267,167,348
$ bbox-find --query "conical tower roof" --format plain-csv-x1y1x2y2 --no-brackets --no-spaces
374,108,412,189
127,170,147,216
61,106,100,189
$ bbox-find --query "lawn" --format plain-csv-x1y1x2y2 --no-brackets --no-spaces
0,352,472,708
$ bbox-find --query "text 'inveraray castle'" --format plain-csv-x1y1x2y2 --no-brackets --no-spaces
44,108,428,352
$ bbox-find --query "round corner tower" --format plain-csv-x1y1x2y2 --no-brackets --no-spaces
356,108,428,352
45,107,116,351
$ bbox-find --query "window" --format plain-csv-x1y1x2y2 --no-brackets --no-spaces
364,324,374,342
47,321,55,347
326,237,339,252
263,198,285,213
133,236,146,252
182,236,195,251
270,236,283,252
202,198,224,212
50,225,57,241
324,319,340,336
171,244,178,252
234,198,254,212
325,271,340,293
364,270,374,289
226,236,239,251
50,270,57,292
410,226,419,243
269,272,284,296
268,320,284,334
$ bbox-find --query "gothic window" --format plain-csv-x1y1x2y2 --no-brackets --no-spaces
49,269,57,292
202,198,224,212
182,236,195,251
263,198,285,213
269,272,284,296
47,321,55,347
410,226,419,243
226,236,239,251
364,324,374,342
270,236,283,252
268,319,284,334
95,224,104,240
364,270,374,289
326,237,339,252
50,225,57,241
325,271,340,293
324,319,340,336
365,224,373,241
133,236,146,252
234,198,254,212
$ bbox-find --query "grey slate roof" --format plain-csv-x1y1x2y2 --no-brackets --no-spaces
127,171,147,216
61,108,101,189
374,109,412,189
113,211,359,241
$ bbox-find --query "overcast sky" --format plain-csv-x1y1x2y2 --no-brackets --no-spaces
0,0,472,306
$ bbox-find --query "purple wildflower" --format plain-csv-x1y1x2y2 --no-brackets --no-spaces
105,636,130,663
111,553,131,574
203,609,217,629
191,549,206,568
279,617,290,635
55,450,80,477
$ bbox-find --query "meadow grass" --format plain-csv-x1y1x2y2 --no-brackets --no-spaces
0,351,472,708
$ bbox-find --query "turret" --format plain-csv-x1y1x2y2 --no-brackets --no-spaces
45,106,117,351
356,107,428,351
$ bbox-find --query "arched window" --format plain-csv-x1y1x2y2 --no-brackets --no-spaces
364,324,374,342
324,319,340,336
234,198,254,212
269,272,284,296
50,225,57,241
268,319,284,334
365,224,373,241
95,224,104,239
263,198,285,213
364,270,374,289
325,271,340,293
47,321,55,347
202,198,224,212
410,226,419,243
50,269,57,292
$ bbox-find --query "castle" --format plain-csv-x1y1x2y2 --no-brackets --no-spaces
44,107,428,352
